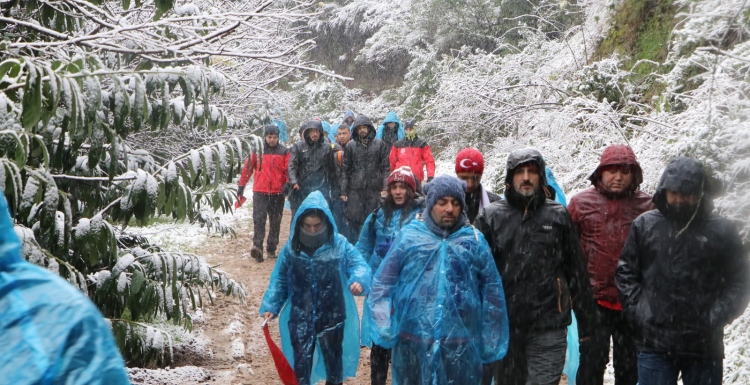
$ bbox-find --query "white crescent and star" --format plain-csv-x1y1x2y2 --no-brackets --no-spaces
459,159,475,168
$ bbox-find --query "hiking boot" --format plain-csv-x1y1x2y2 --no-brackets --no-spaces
266,250,277,259
251,246,264,262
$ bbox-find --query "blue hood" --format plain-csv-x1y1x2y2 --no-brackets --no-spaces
290,191,338,244
0,193,21,269
376,111,405,141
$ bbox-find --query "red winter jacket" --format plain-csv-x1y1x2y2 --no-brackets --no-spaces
389,137,435,181
568,145,653,308
238,143,290,194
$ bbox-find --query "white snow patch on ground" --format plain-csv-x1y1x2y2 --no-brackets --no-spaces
127,366,212,385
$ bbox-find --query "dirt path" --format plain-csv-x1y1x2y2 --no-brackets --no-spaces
182,208,380,385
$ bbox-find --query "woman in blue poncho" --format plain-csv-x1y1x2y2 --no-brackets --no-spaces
260,191,371,385
355,166,424,385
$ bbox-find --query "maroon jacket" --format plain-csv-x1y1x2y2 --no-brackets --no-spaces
568,145,654,308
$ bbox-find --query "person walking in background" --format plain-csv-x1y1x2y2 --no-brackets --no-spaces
331,123,352,239
368,175,509,385
389,118,435,183
288,120,340,217
355,166,423,385
616,157,750,385
568,145,653,385
260,191,371,385
455,148,501,223
0,193,131,385
272,107,289,143
340,114,390,244
375,111,404,158
475,148,595,385
236,124,290,262
342,110,355,130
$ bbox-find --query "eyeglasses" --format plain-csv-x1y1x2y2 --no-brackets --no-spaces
600,165,633,175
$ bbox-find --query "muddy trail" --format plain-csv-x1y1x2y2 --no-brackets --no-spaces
134,207,568,385
162,208,381,385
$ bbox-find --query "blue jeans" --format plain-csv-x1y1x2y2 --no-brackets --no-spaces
637,352,722,385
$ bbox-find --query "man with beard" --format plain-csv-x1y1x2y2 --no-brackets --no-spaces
474,148,595,385
355,166,424,385
368,175,509,385
615,157,750,385
340,114,391,243
260,191,371,385
375,111,404,158
455,148,501,223
568,145,653,385
288,120,340,217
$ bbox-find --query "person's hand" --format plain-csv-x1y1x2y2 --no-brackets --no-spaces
578,336,592,354
340,195,348,202
375,241,393,257
293,184,299,190
380,190,387,198
349,282,363,295
426,177,433,183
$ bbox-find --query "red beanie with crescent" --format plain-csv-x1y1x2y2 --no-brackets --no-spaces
455,148,485,175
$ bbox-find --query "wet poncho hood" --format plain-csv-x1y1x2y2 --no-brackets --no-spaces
375,111,405,142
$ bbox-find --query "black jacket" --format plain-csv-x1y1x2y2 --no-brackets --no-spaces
616,157,750,358
341,114,390,194
465,184,502,224
474,149,595,336
288,121,340,199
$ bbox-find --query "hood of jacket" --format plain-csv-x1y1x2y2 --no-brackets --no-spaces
351,114,376,143
301,120,326,146
588,145,644,194
653,156,714,217
343,110,355,122
376,111,405,141
503,149,555,211
290,191,338,250
0,192,22,269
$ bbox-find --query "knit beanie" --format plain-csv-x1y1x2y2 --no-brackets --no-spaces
387,166,417,192
263,124,280,136
423,175,466,213
455,148,485,175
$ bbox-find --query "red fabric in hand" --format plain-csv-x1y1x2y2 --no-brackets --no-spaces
234,196,247,209
263,323,298,385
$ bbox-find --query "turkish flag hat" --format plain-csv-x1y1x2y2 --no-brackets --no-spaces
455,148,485,175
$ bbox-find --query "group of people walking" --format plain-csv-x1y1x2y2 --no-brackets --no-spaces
247,112,749,385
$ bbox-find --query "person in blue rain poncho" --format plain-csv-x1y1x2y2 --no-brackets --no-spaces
342,110,355,130
375,111,404,157
260,191,371,385
0,193,130,385
368,175,509,385
355,166,424,385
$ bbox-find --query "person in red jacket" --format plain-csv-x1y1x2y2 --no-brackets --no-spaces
568,145,654,385
389,119,435,183
237,124,291,262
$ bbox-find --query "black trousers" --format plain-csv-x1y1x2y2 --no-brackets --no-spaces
345,189,381,241
252,193,284,253
290,323,344,385
577,305,638,385
371,344,391,385
491,327,567,385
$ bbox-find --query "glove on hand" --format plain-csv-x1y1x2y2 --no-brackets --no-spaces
426,177,434,183
237,185,245,197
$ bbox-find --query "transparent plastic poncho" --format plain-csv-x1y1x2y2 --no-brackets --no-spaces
367,219,509,385
0,193,130,385
259,191,371,385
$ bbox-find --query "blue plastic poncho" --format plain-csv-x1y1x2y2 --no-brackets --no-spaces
367,219,509,385
0,194,130,385
355,205,422,347
321,121,336,143
545,166,580,384
375,111,404,141
342,110,355,131
272,118,289,143
259,191,371,385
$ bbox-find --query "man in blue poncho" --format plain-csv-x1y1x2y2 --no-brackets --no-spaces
367,175,509,385
0,193,130,384
260,191,371,385
375,111,404,158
